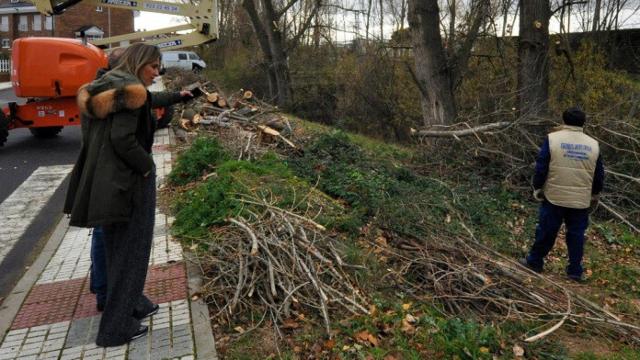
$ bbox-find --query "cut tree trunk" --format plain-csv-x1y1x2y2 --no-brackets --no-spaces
517,0,550,119
408,0,457,125
207,92,219,103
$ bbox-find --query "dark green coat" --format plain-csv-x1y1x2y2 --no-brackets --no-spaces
64,70,182,227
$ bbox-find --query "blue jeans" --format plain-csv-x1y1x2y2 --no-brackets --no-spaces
90,227,107,307
527,201,589,277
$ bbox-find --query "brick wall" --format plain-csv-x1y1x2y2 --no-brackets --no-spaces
0,2,133,58
53,4,134,39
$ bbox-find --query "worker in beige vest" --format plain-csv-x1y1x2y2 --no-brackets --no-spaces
520,108,604,282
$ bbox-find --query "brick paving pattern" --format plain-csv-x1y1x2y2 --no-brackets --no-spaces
0,129,199,360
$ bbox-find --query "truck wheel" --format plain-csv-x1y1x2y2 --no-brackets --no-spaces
192,64,203,73
0,111,8,147
157,105,174,129
29,126,63,138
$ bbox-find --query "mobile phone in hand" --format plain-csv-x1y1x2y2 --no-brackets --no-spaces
190,87,204,98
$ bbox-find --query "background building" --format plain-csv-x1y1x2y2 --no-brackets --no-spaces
0,0,134,56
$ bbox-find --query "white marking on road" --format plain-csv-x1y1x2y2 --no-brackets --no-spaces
0,165,73,264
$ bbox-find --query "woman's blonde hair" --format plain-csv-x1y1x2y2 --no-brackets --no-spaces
110,43,161,82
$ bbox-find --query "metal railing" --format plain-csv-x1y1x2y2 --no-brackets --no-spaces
0,59,10,73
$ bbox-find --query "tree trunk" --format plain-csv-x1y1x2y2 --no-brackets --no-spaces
242,0,293,107
592,0,602,31
379,0,384,39
366,0,373,40
408,0,457,125
517,0,550,119
262,0,293,107
448,0,456,59
400,0,407,32
451,0,489,87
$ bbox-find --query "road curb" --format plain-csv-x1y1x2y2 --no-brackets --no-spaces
185,252,218,360
167,126,218,359
0,215,68,340
0,82,11,91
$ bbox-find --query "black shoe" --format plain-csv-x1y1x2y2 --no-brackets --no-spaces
129,325,149,342
134,304,159,320
518,258,543,273
567,274,586,283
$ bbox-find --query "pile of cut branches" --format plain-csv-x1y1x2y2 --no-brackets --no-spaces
168,84,297,158
381,231,640,344
412,110,640,234
191,193,369,335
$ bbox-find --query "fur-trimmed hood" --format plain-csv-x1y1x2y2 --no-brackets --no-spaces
77,70,147,119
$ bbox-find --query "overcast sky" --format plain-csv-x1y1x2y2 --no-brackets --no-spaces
133,3,640,41
135,12,185,32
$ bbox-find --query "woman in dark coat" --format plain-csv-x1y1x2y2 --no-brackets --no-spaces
64,43,194,346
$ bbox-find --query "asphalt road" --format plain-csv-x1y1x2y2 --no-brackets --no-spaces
0,87,82,298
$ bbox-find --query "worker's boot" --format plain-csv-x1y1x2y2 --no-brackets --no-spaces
518,258,543,274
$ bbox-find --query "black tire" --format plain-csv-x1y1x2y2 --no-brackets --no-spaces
29,126,63,138
192,64,203,73
157,105,174,129
0,111,8,147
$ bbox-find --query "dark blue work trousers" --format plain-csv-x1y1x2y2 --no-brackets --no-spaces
526,200,589,277
90,227,107,307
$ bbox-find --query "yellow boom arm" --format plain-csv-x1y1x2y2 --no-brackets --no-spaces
32,0,218,50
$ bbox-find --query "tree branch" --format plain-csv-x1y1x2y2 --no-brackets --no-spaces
551,1,587,16
242,0,273,62
452,0,490,88
412,121,511,137
276,0,300,19
287,0,322,52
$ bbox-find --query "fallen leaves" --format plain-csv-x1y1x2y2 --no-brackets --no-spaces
354,330,379,347
281,318,301,329
323,338,335,350
401,316,416,334
513,344,525,357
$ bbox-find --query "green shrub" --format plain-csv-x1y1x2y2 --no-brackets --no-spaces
289,131,453,237
433,318,499,359
168,136,229,186
550,40,640,116
171,149,347,239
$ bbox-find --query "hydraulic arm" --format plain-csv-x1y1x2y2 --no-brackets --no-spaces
33,0,219,51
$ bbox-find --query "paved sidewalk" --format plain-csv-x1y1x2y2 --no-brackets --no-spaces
0,129,216,360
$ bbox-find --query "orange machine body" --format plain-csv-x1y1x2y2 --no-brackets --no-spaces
12,37,107,98
3,37,107,130
1,37,165,137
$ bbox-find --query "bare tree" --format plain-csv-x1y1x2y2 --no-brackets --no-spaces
242,0,322,107
408,0,489,126
517,0,550,119
385,0,408,33
408,0,456,125
593,0,603,30
366,0,374,40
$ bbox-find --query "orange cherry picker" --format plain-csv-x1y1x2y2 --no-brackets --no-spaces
0,0,218,146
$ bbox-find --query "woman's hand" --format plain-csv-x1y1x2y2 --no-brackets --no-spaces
180,90,194,98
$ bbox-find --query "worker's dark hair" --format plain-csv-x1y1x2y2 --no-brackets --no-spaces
562,107,586,127
107,47,126,69
110,43,161,81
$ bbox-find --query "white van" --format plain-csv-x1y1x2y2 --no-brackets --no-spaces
161,51,207,72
